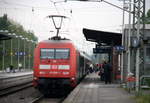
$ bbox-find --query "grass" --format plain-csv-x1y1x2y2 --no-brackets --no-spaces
135,93,150,103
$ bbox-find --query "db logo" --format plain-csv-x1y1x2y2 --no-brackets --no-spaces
51,65,58,69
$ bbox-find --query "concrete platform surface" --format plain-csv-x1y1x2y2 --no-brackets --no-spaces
63,73,135,103
0,69,33,79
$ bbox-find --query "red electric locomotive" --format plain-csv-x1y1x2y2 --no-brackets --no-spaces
33,36,91,95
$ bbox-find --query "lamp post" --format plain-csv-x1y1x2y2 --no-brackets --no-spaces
16,35,23,70
126,0,132,78
1,30,8,71
8,33,16,65
120,0,126,82
8,33,12,65
16,35,19,70
22,37,26,70
119,0,133,82
26,39,30,69
28,40,34,70
2,40,5,71
24,38,28,70
29,40,35,70
32,40,37,68
10,33,13,65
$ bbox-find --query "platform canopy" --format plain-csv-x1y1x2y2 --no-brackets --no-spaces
0,33,11,40
83,28,122,46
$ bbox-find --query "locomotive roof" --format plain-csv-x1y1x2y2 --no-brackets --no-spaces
40,39,74,44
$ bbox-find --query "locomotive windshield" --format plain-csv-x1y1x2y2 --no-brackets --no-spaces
40,49,55,59
40,48,70,59
55,49,69,59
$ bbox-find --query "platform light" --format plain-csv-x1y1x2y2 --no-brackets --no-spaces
1,31,11,71
0,30,9,33
21,37,26,70
26,39,30,69
10,33,17,65
16,35,23,70
2,40,5,71
8,33,13,65
4,30,9,33
24,38,29,70
26,39,34,70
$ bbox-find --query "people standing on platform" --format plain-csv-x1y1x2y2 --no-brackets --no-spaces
18,63,22,71
9,65,14,73
103,61,112,84
95,64,99,72
89,63,94,73
98,63,104,81
86,62,90,74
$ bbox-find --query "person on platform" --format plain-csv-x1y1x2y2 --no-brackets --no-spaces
98,63,104,81
89,63,94,73
10,65,14,72
103,61,112,84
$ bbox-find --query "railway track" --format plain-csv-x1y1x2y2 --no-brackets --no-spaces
0,74,33,97
0,74,32,88
30,95,43,103
0,82,32,97
0,73,67,103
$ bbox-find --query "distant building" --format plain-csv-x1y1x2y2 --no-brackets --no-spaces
122,24,150,81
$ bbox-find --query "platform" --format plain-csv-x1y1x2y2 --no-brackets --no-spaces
0,69,33,79
63,73,135,103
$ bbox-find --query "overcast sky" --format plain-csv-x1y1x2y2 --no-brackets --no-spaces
0,0,149,54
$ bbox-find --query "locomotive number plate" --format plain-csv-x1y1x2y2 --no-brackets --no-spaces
51,65,58,69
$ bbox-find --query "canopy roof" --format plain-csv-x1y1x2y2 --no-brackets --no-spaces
0,33,11,40
83,28,122,46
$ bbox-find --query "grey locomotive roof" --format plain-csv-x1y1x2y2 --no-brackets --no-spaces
40,39,72,44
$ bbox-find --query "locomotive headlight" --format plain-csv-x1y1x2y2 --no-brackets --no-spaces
34,77,38,81
71,77,75,81
58,65,70,70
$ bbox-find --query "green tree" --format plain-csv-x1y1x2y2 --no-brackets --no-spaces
0,14,38,70
140,9,150,24
145,9,150,24
0,14,11,30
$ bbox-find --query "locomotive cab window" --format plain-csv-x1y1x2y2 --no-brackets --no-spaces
40,48,69,59
40,49,54,59
55,49,70,59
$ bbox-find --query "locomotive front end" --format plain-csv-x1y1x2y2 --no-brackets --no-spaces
33,40,77,95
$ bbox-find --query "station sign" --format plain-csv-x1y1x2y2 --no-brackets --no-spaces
15,52,26,56
114,46,125,52
93,47,111,54
131,36,140,48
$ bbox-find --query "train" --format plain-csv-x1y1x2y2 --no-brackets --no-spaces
33,36,91,95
